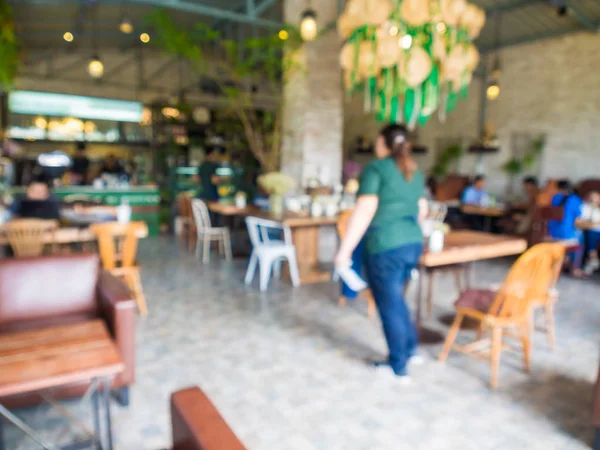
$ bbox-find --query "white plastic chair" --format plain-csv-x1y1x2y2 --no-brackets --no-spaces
191,199,232,264
244,216,300,292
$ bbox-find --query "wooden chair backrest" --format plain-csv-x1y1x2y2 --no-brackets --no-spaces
90,221,146,270
178,194,193,220
489,243,565,320
337,210,353,240
2,219,58,258
191,199,212,232
528,206,564,246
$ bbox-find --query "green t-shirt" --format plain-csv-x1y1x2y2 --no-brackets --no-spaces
358,158,425,254
199,161,220,200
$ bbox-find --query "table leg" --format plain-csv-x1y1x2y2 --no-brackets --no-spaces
101,379,114,450
0,415,4,450
284,226,331,284
0,404,59,450
415,266,444,345
91,383,102,450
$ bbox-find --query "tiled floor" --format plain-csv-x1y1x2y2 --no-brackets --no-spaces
5,237,600,449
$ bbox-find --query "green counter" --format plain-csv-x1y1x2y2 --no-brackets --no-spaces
11,186,161,236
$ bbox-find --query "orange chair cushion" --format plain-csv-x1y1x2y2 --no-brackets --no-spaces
455,289,496,313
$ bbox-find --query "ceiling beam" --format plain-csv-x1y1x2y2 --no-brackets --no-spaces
13,0,282,28
566,0,598,30
486,0,542,14
480,24,594,53
254,0,278,17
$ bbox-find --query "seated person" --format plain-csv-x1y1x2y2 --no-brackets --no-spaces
461,175,490,231
513,176,540,235
461,175,489,206
11,178,61,220
548,179,584,276
581,191,600,275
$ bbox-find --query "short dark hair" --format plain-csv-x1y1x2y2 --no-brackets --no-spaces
29,175,51,188
523,176,538,186
474,175,485,183
557,179,572,192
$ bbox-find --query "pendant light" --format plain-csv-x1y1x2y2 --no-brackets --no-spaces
88,16,103,79
88,55,104,78
486,14,502,101
300,3,318,41
120,18,134,34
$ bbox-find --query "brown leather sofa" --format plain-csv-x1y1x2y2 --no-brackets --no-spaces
171,387,246,450
0,253,136,407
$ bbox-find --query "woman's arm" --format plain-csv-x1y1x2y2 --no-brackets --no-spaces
334,195,378,267
418,197,428,223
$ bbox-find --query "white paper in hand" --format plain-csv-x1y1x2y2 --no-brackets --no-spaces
333,264,368,292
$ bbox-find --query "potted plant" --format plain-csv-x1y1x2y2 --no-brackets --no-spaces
257,172,296,217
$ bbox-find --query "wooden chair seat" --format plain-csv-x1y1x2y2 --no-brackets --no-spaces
454,289,497,313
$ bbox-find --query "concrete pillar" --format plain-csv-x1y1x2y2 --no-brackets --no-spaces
281,0,343,187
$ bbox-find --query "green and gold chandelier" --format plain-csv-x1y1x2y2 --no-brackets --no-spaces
338,0,485,128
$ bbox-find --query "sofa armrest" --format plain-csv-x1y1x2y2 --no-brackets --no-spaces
97,270,136,387
171,387,246,450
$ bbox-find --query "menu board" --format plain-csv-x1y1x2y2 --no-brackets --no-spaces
9,91,143,123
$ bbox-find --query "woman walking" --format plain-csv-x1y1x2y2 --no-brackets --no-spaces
335,124,426,380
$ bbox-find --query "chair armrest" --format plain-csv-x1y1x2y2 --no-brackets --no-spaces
97,270,137,386
171,387,246,450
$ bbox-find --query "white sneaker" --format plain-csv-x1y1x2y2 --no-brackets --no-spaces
409,354,426,366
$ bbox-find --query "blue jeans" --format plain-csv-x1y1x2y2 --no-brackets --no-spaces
341,238,366,300
366,243,423,376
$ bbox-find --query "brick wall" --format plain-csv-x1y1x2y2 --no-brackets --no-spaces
282,0,343,187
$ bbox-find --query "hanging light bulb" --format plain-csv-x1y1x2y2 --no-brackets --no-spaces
63,31,74,42
278,29,289,41
486,81,500,100
300,8,318,41
88,55,104,78
34,116,47,129
119,18,134,34
399,34,412,50
140,32,150,43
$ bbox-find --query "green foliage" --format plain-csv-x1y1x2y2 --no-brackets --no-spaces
146,10,304,172
432,144,463,177
502,135,546,175
0,1,19,89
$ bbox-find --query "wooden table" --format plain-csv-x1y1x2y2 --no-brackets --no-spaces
461,204,506,232
417,231,528,344
576,219,600,231
208,203,338,284
0,224,149,246
0,320,124,450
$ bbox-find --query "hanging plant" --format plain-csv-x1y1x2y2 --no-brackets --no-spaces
501,135,545,175
338,0,485,129
432,143,463,177
0,0,19,89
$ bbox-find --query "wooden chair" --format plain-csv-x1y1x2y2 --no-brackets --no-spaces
438,243,565,389
191,199,232,264
90,221,149,316
178,194,196,251
337,210,376,318
530,244,565,350
1,219,58,257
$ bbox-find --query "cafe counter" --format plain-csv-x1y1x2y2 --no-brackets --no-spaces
10,185,161,236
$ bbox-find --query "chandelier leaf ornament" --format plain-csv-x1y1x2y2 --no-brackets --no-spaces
338,0,485,129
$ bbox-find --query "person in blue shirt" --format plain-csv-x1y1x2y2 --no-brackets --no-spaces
548,179,584,276
461,175,489,205
461,175,490,231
